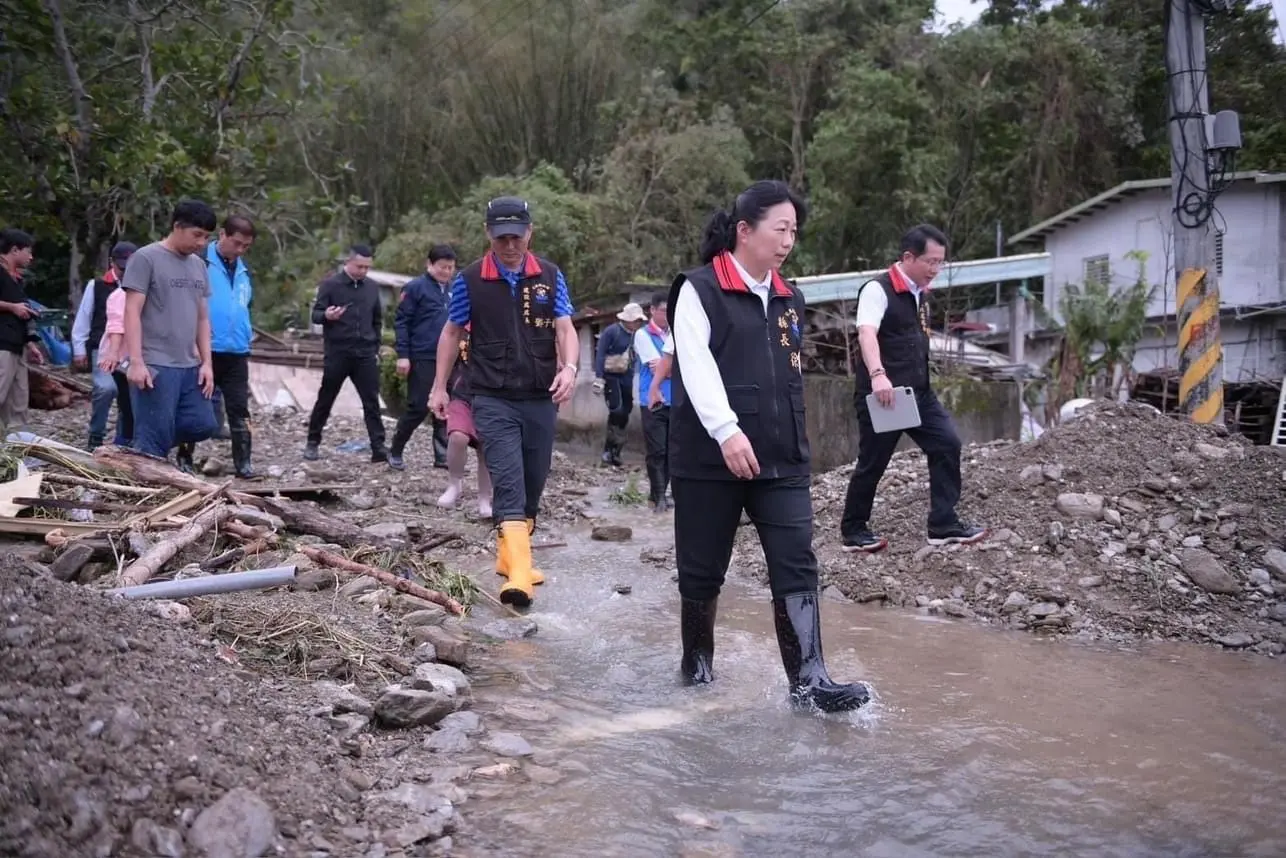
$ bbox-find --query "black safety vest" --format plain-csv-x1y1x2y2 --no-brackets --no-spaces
458,253,561,400
853,270,931,399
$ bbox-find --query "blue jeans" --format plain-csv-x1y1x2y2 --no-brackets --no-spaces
88,351,133,446
130,365,218,458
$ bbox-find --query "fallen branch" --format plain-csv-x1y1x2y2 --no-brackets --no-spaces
94,446,389,549
201,538,270,572
299,546,465,615
117,502,234,587
418,532,464,551
41,472,160,497
222,520,274,542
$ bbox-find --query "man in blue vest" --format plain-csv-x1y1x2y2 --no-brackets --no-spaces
177,215,258,477
633,292,671,512
389,243,456,471
428,196,579,609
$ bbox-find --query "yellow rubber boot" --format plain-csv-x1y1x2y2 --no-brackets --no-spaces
495,519,544,585
495,526,510,579
499,520,536,608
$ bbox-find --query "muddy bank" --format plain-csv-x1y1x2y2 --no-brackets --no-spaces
743,402,1285,653
2,401,611,857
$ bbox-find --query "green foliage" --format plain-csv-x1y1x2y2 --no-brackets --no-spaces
379,351,407,417
609,474,646,506
1024,250,1158,422
3,0,1284,321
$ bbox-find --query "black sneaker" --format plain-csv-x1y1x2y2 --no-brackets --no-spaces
388,453,406,471
927,522,988,546
175,443,196,475
841,528,888,553
370,449,389,464
302,444,319,461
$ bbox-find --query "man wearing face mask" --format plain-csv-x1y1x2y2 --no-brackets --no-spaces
303,244,387,463
839,224,987,552
429,196,579,609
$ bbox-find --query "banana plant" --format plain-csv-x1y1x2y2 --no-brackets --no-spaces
1019,249,1158,425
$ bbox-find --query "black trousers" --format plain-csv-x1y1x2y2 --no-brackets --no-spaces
641,404,670,503
211,352,250,434
603,374,632,453
840,387,963,534
473,394,556,522
390,358,448,459
306,350,386,451
673,475,817,601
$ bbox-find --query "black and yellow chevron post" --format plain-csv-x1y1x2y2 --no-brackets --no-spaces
1176,267,1224,424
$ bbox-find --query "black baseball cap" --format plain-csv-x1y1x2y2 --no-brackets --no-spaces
110,241,138,261
485,196,532,237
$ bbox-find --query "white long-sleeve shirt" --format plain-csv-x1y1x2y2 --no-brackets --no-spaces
672,254,773,446
70,279,98,357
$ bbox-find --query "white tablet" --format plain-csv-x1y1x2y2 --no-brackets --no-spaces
865,386,922,433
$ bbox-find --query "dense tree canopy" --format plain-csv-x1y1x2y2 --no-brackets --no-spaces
2,0,1283,324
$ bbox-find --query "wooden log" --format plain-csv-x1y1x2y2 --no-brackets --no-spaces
93,446,386,548
117,502,234,587
299,546,465,615
221,519,275,542
29,364,93,395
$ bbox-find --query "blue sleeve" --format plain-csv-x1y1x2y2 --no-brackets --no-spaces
394,282,413,358
447,273,470,326
554,270,573,318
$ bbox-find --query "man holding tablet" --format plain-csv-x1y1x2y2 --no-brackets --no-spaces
838,224,986,552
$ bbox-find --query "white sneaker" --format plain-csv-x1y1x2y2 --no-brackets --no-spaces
437,482,462,508
477,497,493,518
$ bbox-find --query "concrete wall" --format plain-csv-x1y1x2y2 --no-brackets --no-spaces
555,368,1024,470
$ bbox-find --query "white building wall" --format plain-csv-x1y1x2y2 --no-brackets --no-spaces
1041,184,1283,321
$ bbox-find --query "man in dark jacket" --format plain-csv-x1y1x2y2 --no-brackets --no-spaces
839,224,986,551
389,243,456,471
592,302,645,466
303,245,387,462
0,228,44,432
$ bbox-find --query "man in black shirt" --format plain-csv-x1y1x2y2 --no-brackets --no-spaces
0,228,44,431
303,245,387,462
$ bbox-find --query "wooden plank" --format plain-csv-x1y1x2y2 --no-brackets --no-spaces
0,518,117,537
121,489,205,528
12,497,145,514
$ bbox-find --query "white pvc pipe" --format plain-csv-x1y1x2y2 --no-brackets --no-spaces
105,565,297,600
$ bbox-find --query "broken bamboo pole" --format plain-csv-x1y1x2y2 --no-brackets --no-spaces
117,502,234,587
298,546,465,615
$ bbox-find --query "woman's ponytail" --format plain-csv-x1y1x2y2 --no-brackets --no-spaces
697,209,736,264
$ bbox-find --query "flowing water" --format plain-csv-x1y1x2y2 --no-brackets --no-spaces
456,489,1286,858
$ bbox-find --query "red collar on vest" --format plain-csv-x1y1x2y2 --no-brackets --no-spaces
712,251,793,298
100,268,119,285
480,252,543,281
888,264,928,294
646,321,667,338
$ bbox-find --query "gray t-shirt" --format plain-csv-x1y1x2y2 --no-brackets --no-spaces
121,241,210,369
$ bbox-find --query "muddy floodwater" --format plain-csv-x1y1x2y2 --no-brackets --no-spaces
456,490,1286,858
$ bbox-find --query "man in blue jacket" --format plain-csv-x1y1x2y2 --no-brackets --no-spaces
177,215,258,477
389,244,456,471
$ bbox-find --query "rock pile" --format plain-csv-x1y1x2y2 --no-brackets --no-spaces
784,402,1285,653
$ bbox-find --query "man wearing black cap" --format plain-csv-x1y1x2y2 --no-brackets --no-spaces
428,197,579,609
71,241,137,449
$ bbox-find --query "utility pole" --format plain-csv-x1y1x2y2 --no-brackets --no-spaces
1166,0,1224,425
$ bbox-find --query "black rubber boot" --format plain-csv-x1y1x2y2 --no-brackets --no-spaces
680,597,718,685
230,427,261,480
773,591,870,713
87,432,104,452
432,420,449,469
175,442,196,474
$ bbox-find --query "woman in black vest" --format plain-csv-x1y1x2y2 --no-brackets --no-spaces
667,180,870,713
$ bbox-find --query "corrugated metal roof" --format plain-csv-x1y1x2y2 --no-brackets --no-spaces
1008,172,1286,246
